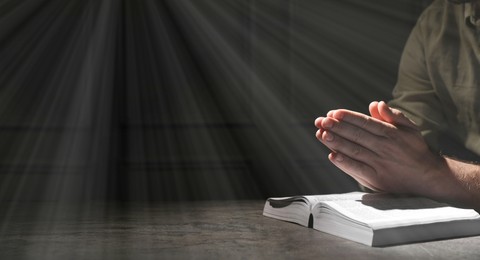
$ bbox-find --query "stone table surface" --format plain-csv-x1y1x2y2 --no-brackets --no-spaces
0,200,479,259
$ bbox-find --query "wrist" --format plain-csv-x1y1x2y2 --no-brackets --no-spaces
428,157,479,209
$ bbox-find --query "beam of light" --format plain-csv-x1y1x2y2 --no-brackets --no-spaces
0,0,424,199
0,0,121,256
0,0,423,202
161,0,417,196
0,0,427,257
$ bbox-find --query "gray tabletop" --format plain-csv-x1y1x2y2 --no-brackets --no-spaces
0,201,479,259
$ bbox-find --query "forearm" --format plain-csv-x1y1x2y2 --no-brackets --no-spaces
414,154,480,211
432,157,480,211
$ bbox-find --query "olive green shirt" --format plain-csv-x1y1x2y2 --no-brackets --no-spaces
389,0,480,155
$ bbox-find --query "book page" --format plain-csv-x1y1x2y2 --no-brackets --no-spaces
303,192,366,205
319,194,479,230
267,192,365,209
264,197,312,227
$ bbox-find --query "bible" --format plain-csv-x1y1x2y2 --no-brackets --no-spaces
263,192,480,247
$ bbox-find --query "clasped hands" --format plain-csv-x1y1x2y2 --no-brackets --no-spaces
314,101,446,196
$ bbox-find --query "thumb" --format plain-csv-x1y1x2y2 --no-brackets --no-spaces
378,101,417,129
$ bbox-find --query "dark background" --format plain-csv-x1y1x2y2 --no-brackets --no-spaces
0,0,433,201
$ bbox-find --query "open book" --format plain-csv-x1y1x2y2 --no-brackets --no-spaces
263,192,480,247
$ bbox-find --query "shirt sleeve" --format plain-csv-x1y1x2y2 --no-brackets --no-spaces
388,9,448,151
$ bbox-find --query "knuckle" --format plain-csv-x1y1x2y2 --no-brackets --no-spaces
352,128,364,143
351,147,361,157
382,127,399,141
327,139,340,150
361,116,371,128
351,118,371,143
377,142,395,157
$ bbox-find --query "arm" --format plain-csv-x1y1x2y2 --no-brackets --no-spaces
314,101,480,210
388,4,448,151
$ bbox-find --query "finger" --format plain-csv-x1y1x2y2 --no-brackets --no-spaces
321,117,384,151
319,130,378,161
331,109,395,137
328,152,380,191
368,101,382,121
314,117,325,129
315,129,325,141
378,101,417,129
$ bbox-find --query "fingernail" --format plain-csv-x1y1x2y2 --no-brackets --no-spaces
327,110,334,117
322,118,333,129
379,101,389,108
323,131,334,141
314,117,324,127
333,110,344,119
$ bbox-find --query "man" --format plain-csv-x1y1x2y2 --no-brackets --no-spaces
314,0,480,210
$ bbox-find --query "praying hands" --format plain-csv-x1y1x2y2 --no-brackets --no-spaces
315,101,480,211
